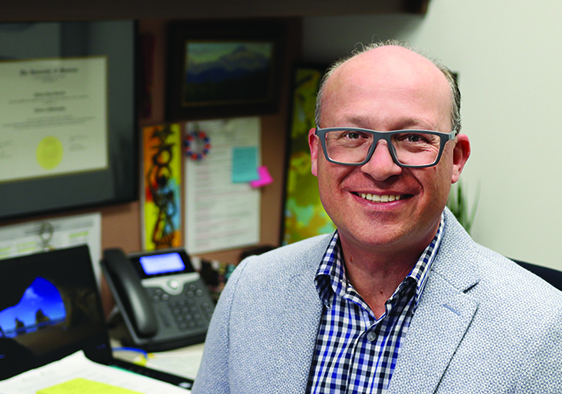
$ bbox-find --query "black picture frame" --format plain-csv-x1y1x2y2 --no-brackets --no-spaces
0,20,138,221
166,19,284,121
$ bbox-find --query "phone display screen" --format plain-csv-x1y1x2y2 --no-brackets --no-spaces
139,253,186,276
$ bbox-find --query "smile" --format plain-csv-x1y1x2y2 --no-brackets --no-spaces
358,193,402,203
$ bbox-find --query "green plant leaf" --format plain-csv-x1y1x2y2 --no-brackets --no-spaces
447,181,479,233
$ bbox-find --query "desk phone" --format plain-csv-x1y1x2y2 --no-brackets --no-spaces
101,248,215,352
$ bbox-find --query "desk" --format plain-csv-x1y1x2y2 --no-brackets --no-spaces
110,325,205,381
0,334,204,393
0,351,195,394
113,342,205,381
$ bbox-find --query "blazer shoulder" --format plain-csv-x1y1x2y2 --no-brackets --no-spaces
236,233,333,281
436,209,562,314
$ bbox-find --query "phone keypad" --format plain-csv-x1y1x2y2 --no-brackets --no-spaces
151,288,169,302
148,282,214,333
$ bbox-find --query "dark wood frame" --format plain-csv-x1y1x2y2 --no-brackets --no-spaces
166,19,284,121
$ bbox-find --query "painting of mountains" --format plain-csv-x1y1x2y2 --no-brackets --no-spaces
182,42,274,106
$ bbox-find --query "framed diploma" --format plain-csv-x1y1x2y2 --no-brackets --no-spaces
0,20,138,220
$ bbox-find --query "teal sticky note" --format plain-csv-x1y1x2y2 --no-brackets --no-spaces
232,146,259,183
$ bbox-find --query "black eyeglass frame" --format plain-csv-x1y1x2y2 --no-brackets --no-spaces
314,127,457,168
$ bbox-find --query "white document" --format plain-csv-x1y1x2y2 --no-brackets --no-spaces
0,56,108,183
0,212,102,285
143,343,204,381
184,117,261,254
0,351,190,393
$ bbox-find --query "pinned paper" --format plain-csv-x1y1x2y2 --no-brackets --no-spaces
232,146,259,183
185,117,261,254
250,166,274,188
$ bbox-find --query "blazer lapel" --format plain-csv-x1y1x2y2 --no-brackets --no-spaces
269,238,327,393
388,260,480,393
276,273,323,392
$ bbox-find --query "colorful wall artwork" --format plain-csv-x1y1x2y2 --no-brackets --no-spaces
142,124,183,250
282,67,335,245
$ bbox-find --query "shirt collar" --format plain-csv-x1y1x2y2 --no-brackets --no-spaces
315,212,446,309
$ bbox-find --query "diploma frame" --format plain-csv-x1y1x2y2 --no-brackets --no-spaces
0,20,138,221
166,19,284,121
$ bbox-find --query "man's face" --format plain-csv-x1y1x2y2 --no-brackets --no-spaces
309,46,470,259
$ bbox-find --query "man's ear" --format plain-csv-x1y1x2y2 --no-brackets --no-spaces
308,128,319,177
451,134,471,184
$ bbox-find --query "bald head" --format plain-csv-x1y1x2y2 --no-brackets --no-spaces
315,41,461,133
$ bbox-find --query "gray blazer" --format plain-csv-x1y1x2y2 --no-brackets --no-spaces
193,209,562,393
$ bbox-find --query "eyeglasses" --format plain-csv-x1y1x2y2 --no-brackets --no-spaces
315,127,457,168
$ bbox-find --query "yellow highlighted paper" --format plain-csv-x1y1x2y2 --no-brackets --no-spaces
37,377,144,394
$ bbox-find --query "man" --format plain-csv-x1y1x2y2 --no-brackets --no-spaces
192,41,562,393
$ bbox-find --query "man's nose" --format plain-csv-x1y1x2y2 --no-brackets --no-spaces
359,140,403,180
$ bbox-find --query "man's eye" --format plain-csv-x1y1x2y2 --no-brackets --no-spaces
345,132,361,139
398,133,434,144
406,134,425,142
341,131,370,140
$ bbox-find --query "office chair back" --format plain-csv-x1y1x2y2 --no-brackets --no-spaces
511,258,562,291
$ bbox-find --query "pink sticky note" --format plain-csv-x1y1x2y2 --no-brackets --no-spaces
250,166,273,188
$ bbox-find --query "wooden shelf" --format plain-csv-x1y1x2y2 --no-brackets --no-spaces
3,0,428,22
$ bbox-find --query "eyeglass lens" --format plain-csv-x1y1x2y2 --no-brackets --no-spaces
324,129,442,166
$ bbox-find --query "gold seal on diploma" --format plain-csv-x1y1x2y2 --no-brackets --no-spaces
37,136,63,170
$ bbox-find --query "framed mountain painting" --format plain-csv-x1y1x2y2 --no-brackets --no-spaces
166,20,284,121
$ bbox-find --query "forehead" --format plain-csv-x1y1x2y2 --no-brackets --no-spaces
330,46,449,90
323,46,452,128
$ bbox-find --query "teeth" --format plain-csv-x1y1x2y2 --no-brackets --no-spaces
359,193,401,203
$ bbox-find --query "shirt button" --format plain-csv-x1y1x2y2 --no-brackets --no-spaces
367,330,377,342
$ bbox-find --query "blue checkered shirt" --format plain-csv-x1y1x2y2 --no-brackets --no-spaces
306,215,444,394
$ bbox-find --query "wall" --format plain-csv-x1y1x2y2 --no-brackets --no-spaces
136,18,302,264
6,1,560,273
302,0,562,270
0,18,301,264
0,18,301,314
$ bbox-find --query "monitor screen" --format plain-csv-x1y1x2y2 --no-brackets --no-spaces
0,245,110,380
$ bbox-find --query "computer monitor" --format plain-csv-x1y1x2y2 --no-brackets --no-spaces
0,245,112,380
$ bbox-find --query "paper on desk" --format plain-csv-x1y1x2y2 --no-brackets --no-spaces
37,377,142,394
0,351,190,394
142,343,205,381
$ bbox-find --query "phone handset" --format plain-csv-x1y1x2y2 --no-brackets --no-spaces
102,248,158,338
